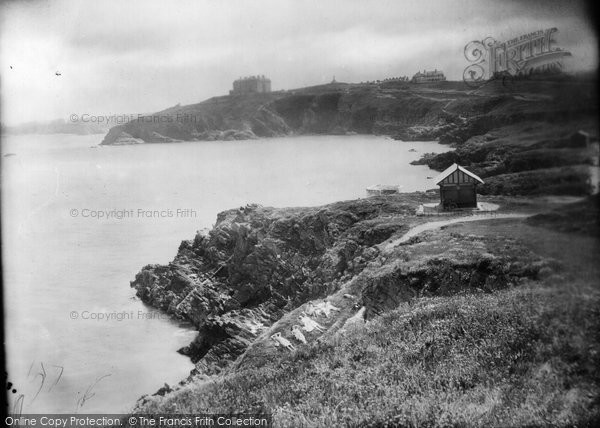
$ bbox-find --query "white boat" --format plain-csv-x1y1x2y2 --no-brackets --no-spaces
365,184,402,196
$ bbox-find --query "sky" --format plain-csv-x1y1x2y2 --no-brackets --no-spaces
0,0,597,126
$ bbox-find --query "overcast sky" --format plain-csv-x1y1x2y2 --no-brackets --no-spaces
0,0,596,125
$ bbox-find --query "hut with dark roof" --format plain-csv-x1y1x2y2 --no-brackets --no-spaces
434,164,484,209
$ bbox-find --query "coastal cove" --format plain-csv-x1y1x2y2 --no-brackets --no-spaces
1,133,450,413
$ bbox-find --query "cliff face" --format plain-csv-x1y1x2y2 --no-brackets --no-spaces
101,82,469,145
102,77,597,197
131,197,416,373
130,194,553,378
101,78,596,146
407,78,598,196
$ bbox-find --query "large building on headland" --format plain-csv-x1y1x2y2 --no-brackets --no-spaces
411,69,446,83
230,75,272,95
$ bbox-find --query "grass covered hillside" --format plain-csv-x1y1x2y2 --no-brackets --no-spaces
100,77,597,148
101,75,598,197
111,73,599,427
408,77,598,197
138,283,599,427
129,195,600,427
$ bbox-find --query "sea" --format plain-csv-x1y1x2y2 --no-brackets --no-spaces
1,134,449,414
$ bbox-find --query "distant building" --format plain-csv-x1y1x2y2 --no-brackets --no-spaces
383,76,409,82
230,75,271,95
411,69,446,83
434,164,484,209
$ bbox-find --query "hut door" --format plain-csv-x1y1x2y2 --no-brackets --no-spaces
458,185,476,207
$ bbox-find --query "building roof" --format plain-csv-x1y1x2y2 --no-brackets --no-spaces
434,163,484,185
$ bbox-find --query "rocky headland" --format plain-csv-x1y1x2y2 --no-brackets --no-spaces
130,193,577,379
102,76,598,197
129,192,599,425
122,75,599,425
101,78,595,147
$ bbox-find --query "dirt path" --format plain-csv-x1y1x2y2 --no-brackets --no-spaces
381,213,530,253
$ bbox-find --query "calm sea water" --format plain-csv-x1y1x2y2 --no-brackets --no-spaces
1,134,449,413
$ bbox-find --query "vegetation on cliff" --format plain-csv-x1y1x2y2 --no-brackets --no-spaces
408,77,598,196
130,195,438,372
137,281,599,427
102,76,597,197
100,80,489,145
119,75,599,426
129,194,599,426
101,81,454,145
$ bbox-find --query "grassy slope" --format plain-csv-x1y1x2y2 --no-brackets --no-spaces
116,76,599,425
101,76,598,197
101,82,455,144
415,78,598,196
134,200,600,427
418,119,597,196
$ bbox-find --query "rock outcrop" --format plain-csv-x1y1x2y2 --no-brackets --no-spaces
131,198,413,374
110,131,145,145
101,77,597,197
99,81,507,146
130,194,552,377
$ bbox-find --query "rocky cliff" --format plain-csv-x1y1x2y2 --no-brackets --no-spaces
101,81,457,145
102,77,598,197
130,194,555,379
102,78,596,145
406,77,598,195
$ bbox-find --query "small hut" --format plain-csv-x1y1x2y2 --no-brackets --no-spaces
434,164,484,209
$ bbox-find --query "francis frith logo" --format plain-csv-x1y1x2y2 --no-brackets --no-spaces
463,28,572,87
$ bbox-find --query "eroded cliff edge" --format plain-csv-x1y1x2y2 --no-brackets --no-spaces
101,81,452,145
130,194,558,379
103,77,598,197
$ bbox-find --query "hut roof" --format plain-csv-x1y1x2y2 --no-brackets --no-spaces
434,163,484,185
